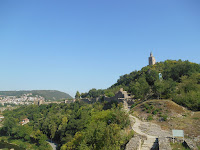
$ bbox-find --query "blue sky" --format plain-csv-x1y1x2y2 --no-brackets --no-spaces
0,0,200,97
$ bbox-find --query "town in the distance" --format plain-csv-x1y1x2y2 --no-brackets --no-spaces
0,90,72,109
0,93,44,106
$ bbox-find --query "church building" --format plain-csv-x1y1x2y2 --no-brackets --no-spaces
149,52,156,65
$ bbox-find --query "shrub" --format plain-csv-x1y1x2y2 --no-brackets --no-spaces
144,103,150,110
147,115,153,121
131,104,136,109
162,115,168,121
152,110,158,115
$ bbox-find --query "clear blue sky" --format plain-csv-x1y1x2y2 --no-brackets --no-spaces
0,0,200,97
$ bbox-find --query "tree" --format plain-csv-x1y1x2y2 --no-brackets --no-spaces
105,91,115,97
49,122,57,141
153,80,165,99
129,76,150,100
146,69,159,86
32,130,47,145
75,91,81,99
103,124,121,150
81,92,88,98
3,117,17,136
12,125,33,141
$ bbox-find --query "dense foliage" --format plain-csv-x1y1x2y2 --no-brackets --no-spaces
1,101,132,150
80,89,105,99
81,60,200,111
0,90,72,100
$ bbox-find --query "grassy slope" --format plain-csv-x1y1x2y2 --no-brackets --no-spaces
170,142,190,150
131,100,200,137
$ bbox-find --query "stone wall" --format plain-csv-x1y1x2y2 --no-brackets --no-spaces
168,137,198,150
80,97,100,104
125,135,141,150
158,137,172,150
184,139,198,150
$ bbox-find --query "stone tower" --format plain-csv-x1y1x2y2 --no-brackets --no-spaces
149,52,156,65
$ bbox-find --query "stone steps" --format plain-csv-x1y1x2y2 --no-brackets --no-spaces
141,138,158,150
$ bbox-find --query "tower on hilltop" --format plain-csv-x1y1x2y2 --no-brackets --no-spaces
149,52,156,65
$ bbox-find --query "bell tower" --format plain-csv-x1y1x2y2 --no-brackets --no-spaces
149,52,156,65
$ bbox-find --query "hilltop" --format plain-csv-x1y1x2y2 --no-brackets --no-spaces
0,90,72,101
81,60,200,111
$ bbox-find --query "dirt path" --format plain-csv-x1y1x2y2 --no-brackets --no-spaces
130,115,157,150
124,101,171,150
130,115,156,138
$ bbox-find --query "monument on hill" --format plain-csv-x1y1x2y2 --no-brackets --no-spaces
149,52,156,65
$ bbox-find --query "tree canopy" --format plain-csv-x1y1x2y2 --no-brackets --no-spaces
2,101,133,150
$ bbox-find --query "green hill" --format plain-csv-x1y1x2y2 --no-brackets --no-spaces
0,90,72,100
81,60,200,111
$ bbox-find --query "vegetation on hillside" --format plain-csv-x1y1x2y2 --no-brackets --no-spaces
1,101,133,150
81,60,200,111
0,90,72,100
131,100,200,137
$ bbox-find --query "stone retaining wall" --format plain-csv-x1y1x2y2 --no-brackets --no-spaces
158,137,172,150
184,139,198,150
125,135,141,150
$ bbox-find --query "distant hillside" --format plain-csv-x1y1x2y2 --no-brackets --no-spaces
81,60,200,111
0,90,72,100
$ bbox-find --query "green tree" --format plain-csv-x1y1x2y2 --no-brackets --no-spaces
146,69,159,86
75,91,81,99
80,92,88,98
153,80,165,99
12,125,33,141
32,130,47,145
129,76,150,100
49,122,57,141
3,117,17,136
105,91,115,97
